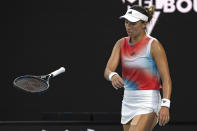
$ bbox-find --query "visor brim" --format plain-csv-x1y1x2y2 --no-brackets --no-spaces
120,15,141,22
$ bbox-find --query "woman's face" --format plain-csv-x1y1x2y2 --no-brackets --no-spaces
125,19,146,38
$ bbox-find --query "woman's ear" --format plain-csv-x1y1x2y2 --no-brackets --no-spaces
142,22,147,29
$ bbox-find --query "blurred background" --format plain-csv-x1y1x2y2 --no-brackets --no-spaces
2,0,197,130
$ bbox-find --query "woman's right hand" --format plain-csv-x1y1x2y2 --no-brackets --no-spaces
111,74,124,89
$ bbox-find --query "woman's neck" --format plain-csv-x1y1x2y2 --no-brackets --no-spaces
130,32,146,44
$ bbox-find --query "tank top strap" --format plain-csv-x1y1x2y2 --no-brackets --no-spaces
121,37,129,48
124,37,129,44
146,37,157,57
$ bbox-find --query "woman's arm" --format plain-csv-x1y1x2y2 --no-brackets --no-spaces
104,38,124,89
151,40,172,126
151,40,172,99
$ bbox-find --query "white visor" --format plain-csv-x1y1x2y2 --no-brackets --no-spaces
120,9,148,22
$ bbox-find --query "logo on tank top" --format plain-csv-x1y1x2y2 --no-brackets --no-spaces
121,0,197,35
131,52,136,56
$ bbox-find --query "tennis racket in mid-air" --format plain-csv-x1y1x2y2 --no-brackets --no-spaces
13,67,65,93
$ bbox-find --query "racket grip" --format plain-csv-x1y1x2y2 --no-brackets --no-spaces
50,67,65,77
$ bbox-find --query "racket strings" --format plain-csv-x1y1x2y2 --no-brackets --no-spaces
15,78,48,92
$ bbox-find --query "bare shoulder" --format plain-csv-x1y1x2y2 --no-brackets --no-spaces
114,38,124,48
152,39,164,50
151,39,166,58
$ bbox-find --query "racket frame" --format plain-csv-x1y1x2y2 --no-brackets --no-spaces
13,74,51,93
13,67,65,93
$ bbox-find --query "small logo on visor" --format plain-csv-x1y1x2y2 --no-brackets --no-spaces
128,11,132,14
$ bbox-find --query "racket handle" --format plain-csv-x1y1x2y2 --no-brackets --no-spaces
50,67,65,77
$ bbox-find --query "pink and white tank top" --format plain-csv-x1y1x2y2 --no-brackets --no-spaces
121,35,162,90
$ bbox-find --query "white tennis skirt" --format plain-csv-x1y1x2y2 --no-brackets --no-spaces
121,89,161,124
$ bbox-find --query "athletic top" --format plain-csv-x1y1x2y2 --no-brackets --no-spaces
121,35,162,90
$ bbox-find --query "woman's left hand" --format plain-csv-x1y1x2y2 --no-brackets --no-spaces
158,107,170,126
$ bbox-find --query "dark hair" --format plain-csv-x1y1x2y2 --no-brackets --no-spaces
130,5,155,22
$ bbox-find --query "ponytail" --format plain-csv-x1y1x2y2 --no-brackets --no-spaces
145,6,155,22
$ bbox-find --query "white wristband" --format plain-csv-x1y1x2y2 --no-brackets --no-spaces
108,72,118,81
161,98,171,108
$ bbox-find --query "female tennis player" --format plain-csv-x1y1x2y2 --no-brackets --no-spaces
104,5,172,131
